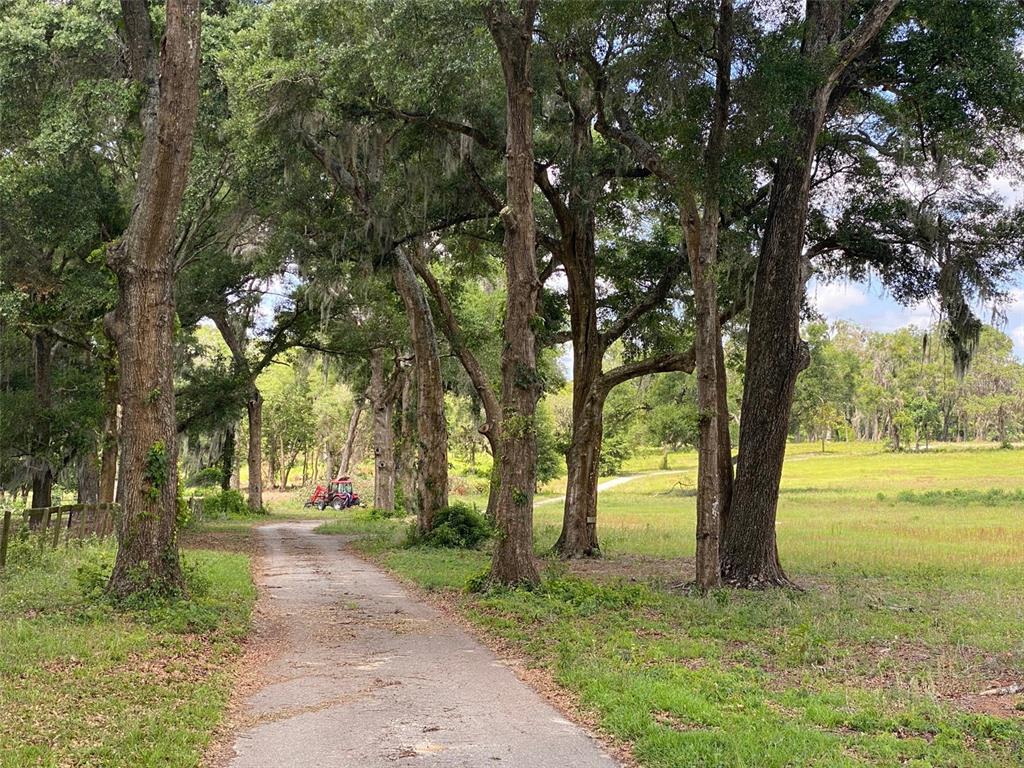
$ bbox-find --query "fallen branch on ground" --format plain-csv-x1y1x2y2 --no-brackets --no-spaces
978,683,1024,696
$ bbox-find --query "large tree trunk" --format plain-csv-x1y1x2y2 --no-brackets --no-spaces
554,205,606,558
722,0,897,588
369,349,396,512
99,364,119,503
246,389,263,511
396,366,418,513
210,311,263,510
106,0,201,597
556,382,606,557
409,253,502,523
688,0,734,591
690,217,724,590
77,444,100,505
30,332,53,509
393,251,449,531
485,0,542,586
338,399,363,475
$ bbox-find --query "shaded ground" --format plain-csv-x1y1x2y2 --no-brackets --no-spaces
213,521,621,767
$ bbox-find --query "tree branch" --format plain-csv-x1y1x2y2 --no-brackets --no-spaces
829,0,900,85
407,249,501,428
600,348,696,391
601,253,686,347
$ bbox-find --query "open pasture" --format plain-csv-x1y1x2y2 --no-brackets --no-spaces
524,443,1024,574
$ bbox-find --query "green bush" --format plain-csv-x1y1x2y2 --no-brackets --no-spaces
409,502,492,549
201,489,252,519
598,431,634,475
73,546,116,599
369,506,406,520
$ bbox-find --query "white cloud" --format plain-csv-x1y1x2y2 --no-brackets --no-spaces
990,174,1023,205
905,299,938,329
1006,287,1024,313
855,298,938,334
810,282,868,314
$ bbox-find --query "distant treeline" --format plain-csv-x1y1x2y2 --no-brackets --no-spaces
789,321,1023,449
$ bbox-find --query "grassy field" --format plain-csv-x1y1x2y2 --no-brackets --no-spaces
530,442,1024,573
317,441,1024,768
0,537,255,768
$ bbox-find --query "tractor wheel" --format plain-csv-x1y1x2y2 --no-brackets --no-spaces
316,501,326,511
331,497,344,510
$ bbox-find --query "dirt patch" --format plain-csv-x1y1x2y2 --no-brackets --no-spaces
566,553,696,588
764,636,1024,721
181,528,257,555
942,674,1024,719
652,710,711,732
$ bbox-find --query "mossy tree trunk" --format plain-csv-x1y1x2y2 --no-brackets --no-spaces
392,250,449,531
485,0,542,587
106,0,201,598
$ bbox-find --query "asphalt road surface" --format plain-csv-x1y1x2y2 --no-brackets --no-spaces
222,521,621,768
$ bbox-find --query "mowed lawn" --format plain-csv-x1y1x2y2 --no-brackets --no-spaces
322,442,1024,768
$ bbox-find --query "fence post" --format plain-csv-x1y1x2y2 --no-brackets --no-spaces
51,507,64,549
0,507,11,569
74,505,87,541
39,508,52,552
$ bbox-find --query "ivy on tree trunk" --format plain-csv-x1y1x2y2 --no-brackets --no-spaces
105,0,201,598
485,0,542,587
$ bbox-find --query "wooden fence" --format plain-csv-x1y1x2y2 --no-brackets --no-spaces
0,502,119,569
187,496,205,524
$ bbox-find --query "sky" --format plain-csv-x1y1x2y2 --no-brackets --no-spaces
807,278,1024,361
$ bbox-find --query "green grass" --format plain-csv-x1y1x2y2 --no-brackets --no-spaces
0,538,255,768
526,443,1024,573
316,441,1024,768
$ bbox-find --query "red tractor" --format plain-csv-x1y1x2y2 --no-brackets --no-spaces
304,475,362,510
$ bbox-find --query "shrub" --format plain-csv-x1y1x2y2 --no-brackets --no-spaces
369,506,406,520
599,431,633,475
410,502,492,549
201,489,252,519
73,545,116,599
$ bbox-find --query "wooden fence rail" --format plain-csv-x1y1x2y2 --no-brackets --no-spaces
0,502,119,569
187,496,205,524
